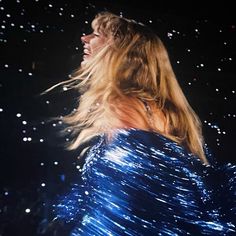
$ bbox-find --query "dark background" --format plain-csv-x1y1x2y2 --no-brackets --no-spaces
0,0,235,235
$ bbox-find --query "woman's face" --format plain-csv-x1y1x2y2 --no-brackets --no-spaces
81,27,108,66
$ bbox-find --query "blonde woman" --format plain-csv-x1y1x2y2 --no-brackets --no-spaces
44,12,235,235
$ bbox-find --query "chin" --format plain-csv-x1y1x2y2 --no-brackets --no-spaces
81,59,88,67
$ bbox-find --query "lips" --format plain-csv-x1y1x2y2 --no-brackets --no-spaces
82,48,91,61
83,48,90,55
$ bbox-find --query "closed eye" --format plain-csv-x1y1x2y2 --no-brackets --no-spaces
93,32,100,37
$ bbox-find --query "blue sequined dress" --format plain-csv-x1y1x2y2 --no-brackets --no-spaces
52,129,236,235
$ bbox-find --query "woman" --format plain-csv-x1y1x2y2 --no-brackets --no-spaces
43,12,235,235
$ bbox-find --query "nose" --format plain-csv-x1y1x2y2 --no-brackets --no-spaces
81,34,92,44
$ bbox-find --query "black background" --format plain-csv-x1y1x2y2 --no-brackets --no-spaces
0,0,235,235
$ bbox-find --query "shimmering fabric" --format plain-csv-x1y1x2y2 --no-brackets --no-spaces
53,129,236,235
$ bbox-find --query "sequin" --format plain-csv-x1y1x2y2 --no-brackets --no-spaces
52,128,236,235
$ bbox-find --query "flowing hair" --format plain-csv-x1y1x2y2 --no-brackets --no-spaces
42,12,208,164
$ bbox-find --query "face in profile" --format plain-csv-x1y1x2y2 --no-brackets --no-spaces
81,26,108,66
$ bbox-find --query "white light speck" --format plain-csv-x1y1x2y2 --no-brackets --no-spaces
63,86,68,91
27,137,32,141
40,30,44,33
187,49,191,52
216,88,219,92
76,165,80,169
41,183,46,187
49,4,53,7
22,120,27,125
66,138,69,141
223,42,227,45
52,123,56,127
4,64,8,68
149,20,152,23
16,113,22,117
188,82,191,85
40,162,44,166
23,137,27,142
176,61,180,64
85,21,88,24
22,130,26,133
222,131,226,134
232,90,235,93
54,161,58,165
18,69,23,72
6,14,11,18
46,100,50,104
20,25,24,28
39,139,44,142
0,108,3,112
1,25,5,29
85,191,89,195
28,72,33,76
71,14,74,18
4,191,9,195
11,23,15,26
217,68,221,71
25,208,31,213
200,64,204,67
229,57,232,61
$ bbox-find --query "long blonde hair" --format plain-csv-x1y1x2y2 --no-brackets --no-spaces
43,12,208,164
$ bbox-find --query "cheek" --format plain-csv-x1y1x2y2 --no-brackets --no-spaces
91,39,106,53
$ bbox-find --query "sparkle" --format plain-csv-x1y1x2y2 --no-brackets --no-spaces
25,208,31,213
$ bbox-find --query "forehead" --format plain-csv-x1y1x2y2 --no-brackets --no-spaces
91,18,99,31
